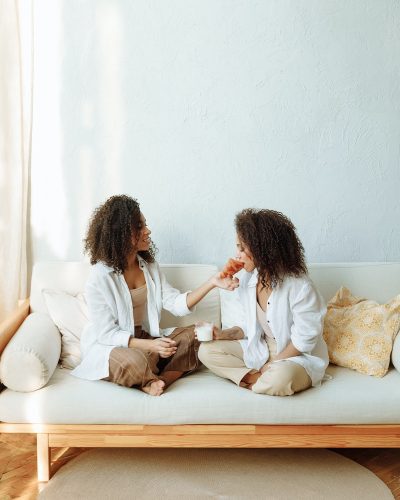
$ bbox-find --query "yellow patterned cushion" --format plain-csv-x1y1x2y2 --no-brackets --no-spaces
323,287,400,377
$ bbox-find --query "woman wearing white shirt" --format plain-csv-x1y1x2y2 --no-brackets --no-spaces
71,195,236,396
199,208,329,396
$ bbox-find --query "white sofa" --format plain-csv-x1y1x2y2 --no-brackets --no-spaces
0,261,400,482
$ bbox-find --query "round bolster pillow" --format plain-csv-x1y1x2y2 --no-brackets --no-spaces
0,313,61,392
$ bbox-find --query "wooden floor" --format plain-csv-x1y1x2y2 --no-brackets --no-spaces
0,434,399,499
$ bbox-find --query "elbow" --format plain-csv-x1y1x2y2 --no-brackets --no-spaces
291,334,319,354
172,292,193,316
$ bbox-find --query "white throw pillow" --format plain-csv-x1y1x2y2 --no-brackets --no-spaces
42,289,89,369
392,330,400,372
0,313,61,392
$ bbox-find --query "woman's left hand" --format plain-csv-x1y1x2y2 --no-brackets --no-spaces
209,273,239,291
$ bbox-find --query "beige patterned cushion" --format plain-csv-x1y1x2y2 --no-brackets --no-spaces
323,287,400,377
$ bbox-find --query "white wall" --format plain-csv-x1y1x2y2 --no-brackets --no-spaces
31,0,400,270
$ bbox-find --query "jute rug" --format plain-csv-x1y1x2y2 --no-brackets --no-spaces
38,448,394,500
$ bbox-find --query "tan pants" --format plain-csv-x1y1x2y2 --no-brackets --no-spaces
198,337,311,396
106,326,200,388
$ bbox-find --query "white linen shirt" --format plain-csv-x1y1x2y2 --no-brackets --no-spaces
71,257,193,381
222,270,329,386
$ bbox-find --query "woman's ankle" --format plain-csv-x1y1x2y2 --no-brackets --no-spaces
242,371,261,385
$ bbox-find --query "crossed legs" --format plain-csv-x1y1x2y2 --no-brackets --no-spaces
106,326,200,396
198,340,311,396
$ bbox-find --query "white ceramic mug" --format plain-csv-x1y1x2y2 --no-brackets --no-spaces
195,321,214,341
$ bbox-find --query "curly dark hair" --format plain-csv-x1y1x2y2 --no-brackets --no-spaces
84,195,157,273
235,208,307,288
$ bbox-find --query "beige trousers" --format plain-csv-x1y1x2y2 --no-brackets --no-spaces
198,337,311,396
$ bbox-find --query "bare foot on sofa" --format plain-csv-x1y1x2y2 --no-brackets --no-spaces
141,379,165,396
240,371,261,390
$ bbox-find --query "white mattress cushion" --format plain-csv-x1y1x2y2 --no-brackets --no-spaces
1,365,399,424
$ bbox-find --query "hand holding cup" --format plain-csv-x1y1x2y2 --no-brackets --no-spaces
194,321,214,342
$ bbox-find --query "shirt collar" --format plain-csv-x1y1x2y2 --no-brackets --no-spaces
137,254,147,269
247,269,259,287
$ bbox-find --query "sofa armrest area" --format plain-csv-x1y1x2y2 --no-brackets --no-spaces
0,312,61,392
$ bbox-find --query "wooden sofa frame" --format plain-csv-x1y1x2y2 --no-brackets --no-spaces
1,301,400,482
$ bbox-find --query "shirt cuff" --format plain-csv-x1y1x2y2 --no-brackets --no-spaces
114,330,131,348
291,333,317,354
174,291,195,316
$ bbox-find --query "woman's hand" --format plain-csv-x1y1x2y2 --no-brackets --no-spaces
209,272,239,291
129,336,177,358
149,337,177,358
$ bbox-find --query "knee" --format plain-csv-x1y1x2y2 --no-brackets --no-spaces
252,369,296,397
110,349,149,372
115,356,137,377
268,379,295,397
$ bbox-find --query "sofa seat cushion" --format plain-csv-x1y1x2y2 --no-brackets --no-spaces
1,365,399,425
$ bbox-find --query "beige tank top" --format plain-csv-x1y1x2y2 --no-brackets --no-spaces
130,284,147,327
256,301,275,339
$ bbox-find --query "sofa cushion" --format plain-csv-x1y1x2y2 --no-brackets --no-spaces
42,289,88,369
1,365,400,424
307,262,400,304
323,287,400,377
0,313,61,392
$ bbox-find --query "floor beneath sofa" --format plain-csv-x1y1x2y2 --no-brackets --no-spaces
0,434,399,499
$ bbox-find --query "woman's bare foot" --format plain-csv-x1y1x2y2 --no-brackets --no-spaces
240,371,261,390
141,379,165,396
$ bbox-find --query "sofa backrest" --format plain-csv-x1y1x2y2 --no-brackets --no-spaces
30,262,400,328
308,262,400,303
30,262,220,328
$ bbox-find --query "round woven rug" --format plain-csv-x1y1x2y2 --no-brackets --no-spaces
38,448,393,500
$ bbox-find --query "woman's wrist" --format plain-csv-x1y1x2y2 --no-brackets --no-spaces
128,337,151,350
186,280,216,309
206,276,218,288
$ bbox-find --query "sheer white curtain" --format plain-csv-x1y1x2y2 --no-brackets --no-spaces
0,0,33,322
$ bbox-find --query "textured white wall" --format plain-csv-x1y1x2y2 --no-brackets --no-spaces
31,0,400,269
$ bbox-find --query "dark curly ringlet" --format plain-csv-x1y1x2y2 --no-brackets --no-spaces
235,208,307,288
84,195,157,273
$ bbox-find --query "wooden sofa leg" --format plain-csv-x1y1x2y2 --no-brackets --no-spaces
37,433,51,482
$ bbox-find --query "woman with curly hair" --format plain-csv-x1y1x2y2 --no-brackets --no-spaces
198,208,329,396
71,195,237,396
